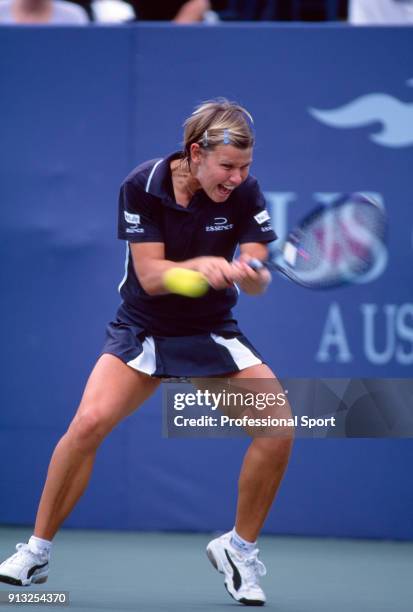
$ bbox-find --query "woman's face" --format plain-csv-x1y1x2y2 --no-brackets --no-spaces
190,144,253,203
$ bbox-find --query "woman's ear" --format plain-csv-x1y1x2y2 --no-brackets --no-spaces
190,142,202,165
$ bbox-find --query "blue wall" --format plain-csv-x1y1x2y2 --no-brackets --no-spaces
0,25,412,539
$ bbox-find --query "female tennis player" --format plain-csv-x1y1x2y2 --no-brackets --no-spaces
0,99,292,606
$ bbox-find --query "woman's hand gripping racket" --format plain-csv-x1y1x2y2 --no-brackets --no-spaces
163,193,387,295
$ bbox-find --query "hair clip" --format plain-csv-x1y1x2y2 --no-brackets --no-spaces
202,130,209,147
223,129,231,145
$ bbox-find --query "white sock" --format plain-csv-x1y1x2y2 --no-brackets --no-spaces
28,535,52,558
230,528,257,554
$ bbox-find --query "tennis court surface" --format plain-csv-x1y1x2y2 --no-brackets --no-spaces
0,527,411,611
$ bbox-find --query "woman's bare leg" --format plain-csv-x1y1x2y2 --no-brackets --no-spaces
34,354,160,540
230,364,293,542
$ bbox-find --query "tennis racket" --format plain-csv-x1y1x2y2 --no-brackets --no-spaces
249,193,387,289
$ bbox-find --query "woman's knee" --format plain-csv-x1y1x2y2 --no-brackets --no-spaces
67,409,113,451
253,435,293,465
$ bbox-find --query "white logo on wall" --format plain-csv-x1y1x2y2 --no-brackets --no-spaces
124,210,144,233
309,79,413,148
316,302,413,366
205,217,234,232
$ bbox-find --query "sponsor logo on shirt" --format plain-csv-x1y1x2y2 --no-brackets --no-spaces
254,210,270,225
124,210,144,233
205,217,234,232
253,210,273,233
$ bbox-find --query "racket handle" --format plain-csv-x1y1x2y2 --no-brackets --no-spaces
248,258,265,271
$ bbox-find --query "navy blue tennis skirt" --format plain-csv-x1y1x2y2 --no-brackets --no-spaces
101,318,263,378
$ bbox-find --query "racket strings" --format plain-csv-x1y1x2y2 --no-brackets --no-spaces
285,201,386,288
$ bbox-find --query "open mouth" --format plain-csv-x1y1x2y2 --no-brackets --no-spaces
217,184,234,197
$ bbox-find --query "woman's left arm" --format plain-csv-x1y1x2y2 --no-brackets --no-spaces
234,243,272,296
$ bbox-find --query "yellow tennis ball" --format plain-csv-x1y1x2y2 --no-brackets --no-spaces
163,268,209,298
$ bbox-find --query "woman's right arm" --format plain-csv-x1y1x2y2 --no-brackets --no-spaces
130,242,239,295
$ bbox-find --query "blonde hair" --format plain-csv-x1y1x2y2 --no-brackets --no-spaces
182,98,255,161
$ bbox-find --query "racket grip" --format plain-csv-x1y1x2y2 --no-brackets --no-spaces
248,258,265,271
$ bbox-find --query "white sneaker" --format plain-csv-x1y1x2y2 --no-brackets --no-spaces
0,543,49,586
206,532,267,606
